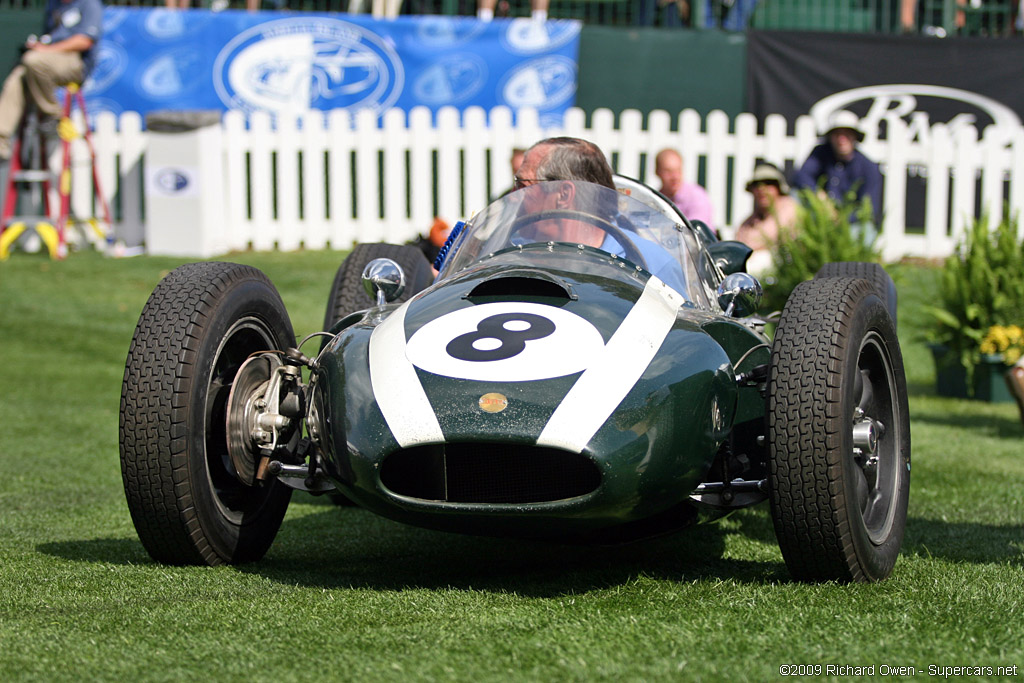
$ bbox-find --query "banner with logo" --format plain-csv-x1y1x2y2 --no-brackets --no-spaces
746,30,1024,229
86,8,581,124
746,30,1024,137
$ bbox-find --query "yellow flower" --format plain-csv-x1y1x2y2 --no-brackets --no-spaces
979,324,1024,364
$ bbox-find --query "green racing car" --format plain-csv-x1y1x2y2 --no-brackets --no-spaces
120,177,910,583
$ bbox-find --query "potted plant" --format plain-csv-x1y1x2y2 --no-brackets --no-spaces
925,213,1024,401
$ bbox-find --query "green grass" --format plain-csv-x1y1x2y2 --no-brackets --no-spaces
1,251,1022,682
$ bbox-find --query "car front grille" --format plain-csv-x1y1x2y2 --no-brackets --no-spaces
380,443,601,504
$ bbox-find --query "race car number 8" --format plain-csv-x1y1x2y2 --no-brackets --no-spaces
446,313,556,362
406,302,606,382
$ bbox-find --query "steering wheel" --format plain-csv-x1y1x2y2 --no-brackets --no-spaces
508,209,649,270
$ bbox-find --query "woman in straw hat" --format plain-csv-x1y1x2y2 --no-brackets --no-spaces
734,162,799,276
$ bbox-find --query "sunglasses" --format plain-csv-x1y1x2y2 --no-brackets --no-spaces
513,175,543,190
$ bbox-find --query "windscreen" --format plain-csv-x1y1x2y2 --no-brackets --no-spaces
437,181,709,307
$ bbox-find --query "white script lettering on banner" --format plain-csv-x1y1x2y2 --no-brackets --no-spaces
811,84,1023,146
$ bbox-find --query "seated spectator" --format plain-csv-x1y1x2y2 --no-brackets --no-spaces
497,146,526,198
734,163,799,276
791,110,882,239
900,0,917,32
704,0,761,30
653,0,690,27
0,0,102,161
478,0,547,21
511,146,524,177
654,147,715,234
409,216,451,264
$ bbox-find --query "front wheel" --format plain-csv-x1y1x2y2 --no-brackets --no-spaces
120,262,296,565
815,261,897,329
768,277,910,582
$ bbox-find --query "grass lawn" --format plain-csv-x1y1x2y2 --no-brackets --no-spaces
0,250,1021,681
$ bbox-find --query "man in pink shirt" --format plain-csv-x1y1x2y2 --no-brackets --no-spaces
654,148,715,233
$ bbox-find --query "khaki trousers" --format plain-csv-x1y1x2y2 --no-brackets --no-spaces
0,50,85,140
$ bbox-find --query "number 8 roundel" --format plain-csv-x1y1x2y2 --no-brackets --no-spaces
406,302,606,382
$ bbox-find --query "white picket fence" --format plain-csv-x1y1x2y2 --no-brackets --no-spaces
72,105,1024,261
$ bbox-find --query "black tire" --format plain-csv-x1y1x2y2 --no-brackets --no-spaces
815,262,897,330
120,262,295,566
768,277,910,582
323,243,434,331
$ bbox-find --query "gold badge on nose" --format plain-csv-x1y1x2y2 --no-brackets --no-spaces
478,392,508,413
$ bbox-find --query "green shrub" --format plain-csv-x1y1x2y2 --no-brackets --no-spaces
760,189,880,312
925,213,1024,386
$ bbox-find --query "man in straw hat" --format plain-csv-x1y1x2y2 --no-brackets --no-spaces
734,162,799,276
792,110,882,230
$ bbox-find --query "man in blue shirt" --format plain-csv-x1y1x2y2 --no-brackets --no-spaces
0,0,103,160
791,110,883,228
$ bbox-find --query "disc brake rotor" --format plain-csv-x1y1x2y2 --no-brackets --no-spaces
226,353,282,486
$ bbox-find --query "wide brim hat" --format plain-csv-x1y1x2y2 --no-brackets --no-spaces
745,163,790,194
822,110,866,142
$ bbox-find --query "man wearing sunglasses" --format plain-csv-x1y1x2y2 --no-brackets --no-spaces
513,137,688,296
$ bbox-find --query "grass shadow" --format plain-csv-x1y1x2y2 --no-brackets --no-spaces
906,379,938,396
36,504,786,596
903,517,1023,566
724,503,1023,568
724,505,778,544
41,501,1018,595
36,537,151,566
910,406,1024,438
242,506,788,595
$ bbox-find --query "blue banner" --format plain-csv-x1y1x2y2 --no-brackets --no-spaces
85,8,581,125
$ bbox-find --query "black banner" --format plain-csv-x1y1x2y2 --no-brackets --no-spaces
746,30,1024,132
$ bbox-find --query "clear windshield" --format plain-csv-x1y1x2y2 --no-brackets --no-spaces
437,181,710,307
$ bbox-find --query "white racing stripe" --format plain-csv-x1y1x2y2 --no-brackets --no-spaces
537,277,684,453
369,301,445,447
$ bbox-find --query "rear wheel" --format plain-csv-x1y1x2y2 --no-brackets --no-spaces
768,277,910,582
322,243,432,506
815,261,897,329
323,243,433,330
120,262,295,565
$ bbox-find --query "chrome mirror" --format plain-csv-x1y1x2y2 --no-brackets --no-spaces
716,272,762,317
362,258,405,306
